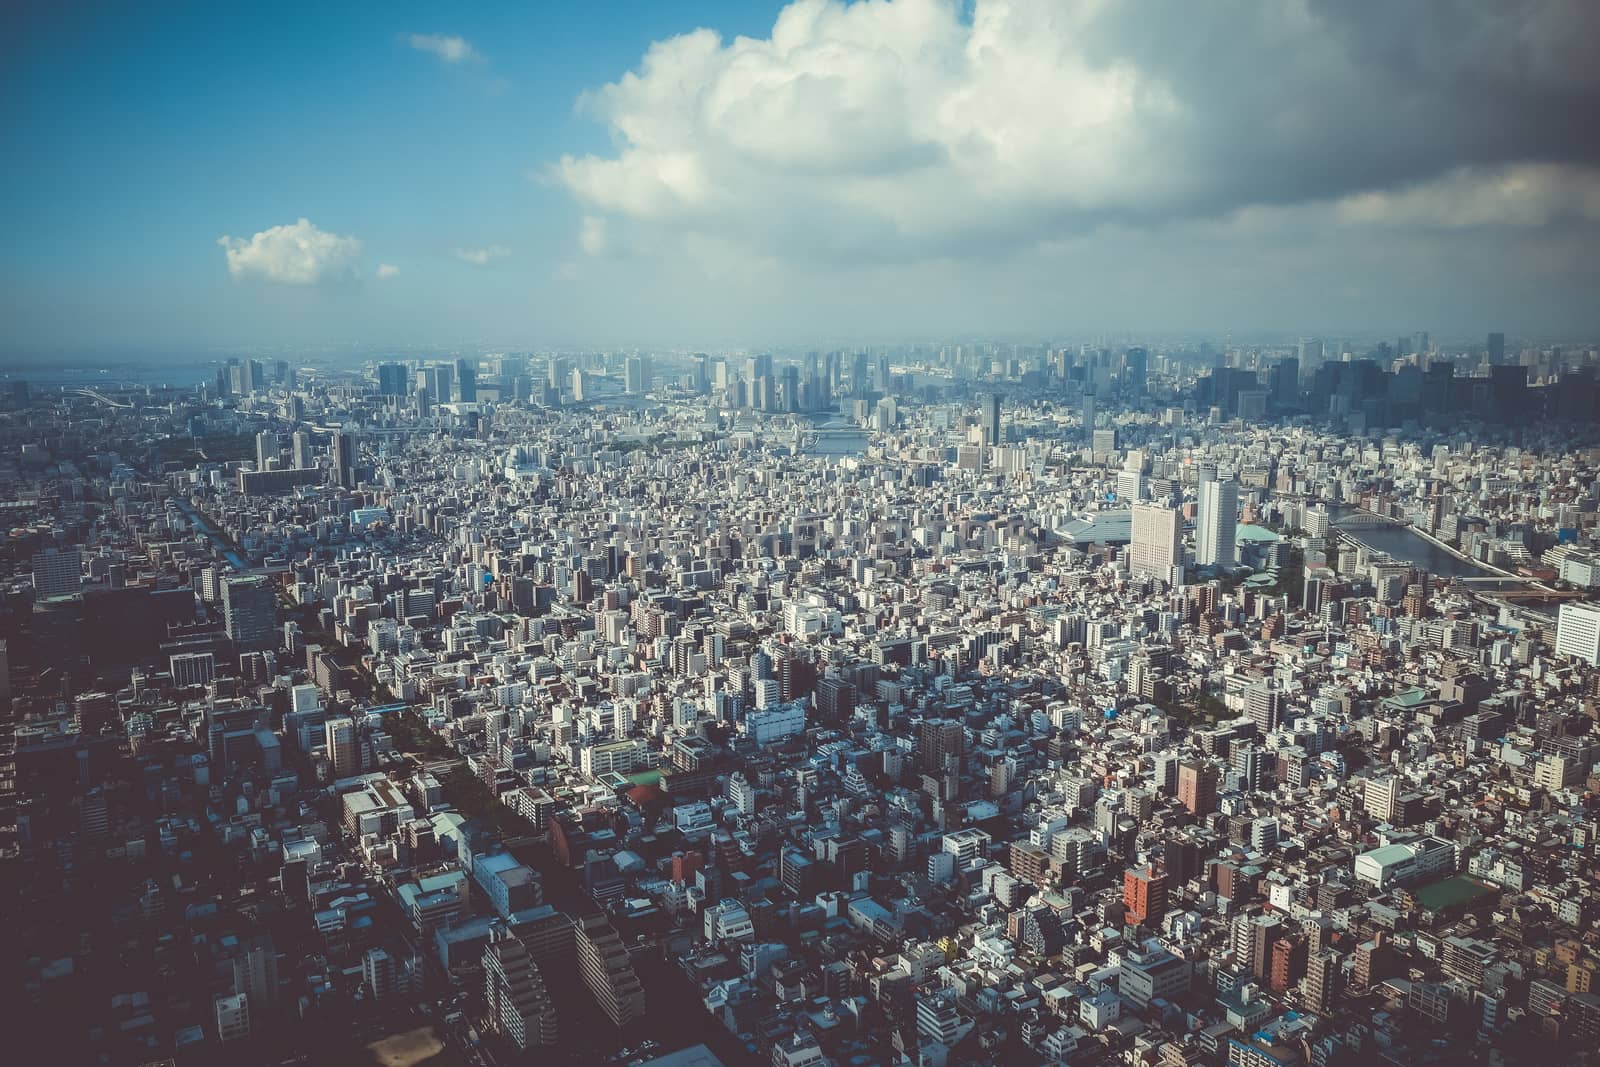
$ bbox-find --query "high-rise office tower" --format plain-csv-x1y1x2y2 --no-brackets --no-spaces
1296,338,1323,369
290,430,313,469
454,358,477,403
548,356,569,390
1123,347,1148,396
624,355,646,395
30,546,83,600
1129,503,1182,583
377,362,410,396
1080,389,1097,433
781,365,800,412
332,430,357,489
851,352,870,397
982,394,1002,447
254,430,280,471
222,574,276,652
1196,479,1239,568
1487,332,1506,364
1275,357,1299,409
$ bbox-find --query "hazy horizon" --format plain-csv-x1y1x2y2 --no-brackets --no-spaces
5,0,1599,354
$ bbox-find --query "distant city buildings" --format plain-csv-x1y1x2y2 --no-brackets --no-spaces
6,335,1600,1066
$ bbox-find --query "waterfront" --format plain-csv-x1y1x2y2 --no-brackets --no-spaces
1332,512,1491,578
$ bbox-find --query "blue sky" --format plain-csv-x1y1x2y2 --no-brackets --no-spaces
2,1,784,357
4,1,1598,358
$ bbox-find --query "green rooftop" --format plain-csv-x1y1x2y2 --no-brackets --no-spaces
1384,687,1431,709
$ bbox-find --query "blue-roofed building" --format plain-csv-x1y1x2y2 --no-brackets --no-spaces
473,850,543,918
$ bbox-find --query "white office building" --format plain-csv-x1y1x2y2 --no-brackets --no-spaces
1196,479,1239,568
1129,503,1183,583
1555,602,1600,666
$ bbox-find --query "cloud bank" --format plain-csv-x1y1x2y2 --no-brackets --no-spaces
217,218,363,285
556,0,1600,266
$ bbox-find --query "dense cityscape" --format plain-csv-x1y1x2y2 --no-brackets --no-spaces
6,336,1600,1067
9,1,1600,1065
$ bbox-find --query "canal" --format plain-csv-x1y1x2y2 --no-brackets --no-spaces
171,496,250,571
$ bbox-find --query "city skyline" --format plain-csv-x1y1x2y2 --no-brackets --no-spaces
5,0,1600,359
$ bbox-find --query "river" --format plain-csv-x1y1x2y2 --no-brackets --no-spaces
1331,510,1489,577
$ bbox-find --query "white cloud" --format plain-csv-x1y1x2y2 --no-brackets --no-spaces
217,218,362,285
408,33,480,64
555,0,1600,266
453,245,511,266
376,263,400,279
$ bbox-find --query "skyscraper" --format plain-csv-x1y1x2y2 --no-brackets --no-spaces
1129,503,1182,583
1487,332,1506,364
1080,389,1097,434
290,430,313,470
454,358,477,403
1274,357,1299,409
624,355,646,395
1196,478,1238,568
377,362,410,396
982,393,1002,447
222,574,276,652
1296,338,1323,369
332,430,357,489
1123,347,1148,396
254,430,280,471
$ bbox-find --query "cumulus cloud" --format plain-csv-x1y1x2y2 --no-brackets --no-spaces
217,218,363,284
453,245,511,266
408,33,480,64
556,0,1600,264
376,263,400,279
